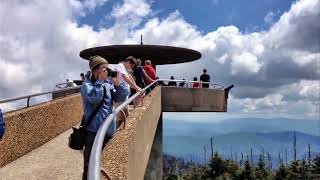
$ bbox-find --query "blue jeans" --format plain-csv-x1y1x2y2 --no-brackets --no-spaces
0,124,4,139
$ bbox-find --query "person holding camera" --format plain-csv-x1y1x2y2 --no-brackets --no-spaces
80,55,116,180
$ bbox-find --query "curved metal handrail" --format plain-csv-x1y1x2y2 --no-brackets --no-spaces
88,79,225,180
0,86,81,108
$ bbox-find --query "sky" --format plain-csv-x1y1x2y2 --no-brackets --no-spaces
0,0,319,120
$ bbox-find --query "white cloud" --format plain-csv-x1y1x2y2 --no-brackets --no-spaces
0,0,319,120
264,11,275,25
231,52,262,75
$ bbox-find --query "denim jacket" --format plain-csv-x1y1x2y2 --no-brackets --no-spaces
80,79,116,136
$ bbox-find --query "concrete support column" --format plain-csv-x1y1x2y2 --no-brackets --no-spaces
144,113,163,180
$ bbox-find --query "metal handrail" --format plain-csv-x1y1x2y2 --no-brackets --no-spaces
157,79,224,89
88,79,225,180
0,86,81,106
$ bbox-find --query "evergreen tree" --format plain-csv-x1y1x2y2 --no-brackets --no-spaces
289,160,301,179
255,155,269,180
206,152,226,178
239,157,255,180
311,153,320,179
166,174,178,180
224,159,240,179
300,159,312,180
217,172,233,180
274,164,290,180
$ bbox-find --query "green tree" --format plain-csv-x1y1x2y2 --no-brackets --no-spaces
255,155,271,180
166,174,178,180
288,160,301,179
206,152,226,178
300,159,312,180
239,157,255,180
274,164,290,180
224,159,240,179
311,154,320,179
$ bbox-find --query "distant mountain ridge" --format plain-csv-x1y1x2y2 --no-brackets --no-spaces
164,117,320,137
164,130,320,168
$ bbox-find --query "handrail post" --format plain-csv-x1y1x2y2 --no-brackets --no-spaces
27,97,31,107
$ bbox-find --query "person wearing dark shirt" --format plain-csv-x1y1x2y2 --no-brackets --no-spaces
200,69,210,88
131,59,154,97
168,76,177,86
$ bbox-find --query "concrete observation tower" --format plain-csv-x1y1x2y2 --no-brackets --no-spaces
0,42,233,180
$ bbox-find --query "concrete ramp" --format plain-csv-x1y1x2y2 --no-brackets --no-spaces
0,128,83,180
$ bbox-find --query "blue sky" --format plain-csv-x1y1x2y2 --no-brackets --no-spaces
80,0,295,33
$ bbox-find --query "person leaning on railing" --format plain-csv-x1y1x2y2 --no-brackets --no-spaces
112,56,143,128
80,55,118,180
0,109,5,140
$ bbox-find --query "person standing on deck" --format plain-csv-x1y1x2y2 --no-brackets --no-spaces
200,69,211,88
144,60,156,85
131,59,154,97
168,76,177,86
192,77,200,88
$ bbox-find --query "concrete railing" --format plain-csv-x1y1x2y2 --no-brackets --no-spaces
0,94,83,167
0,86,80,110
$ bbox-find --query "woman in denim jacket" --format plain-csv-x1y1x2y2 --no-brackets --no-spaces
81,55,117,180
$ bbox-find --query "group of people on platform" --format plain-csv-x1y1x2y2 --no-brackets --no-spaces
163,68,211,88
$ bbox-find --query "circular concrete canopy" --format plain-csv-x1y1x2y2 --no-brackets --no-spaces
79,45,201,65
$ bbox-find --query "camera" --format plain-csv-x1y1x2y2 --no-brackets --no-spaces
106,68,118,78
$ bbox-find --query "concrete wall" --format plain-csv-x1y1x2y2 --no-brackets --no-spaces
0,94,83,167
101,87,162,180
161,87,227,112
144,114,163,180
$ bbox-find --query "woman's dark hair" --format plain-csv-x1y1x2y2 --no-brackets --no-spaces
170,76,174,79
124,56,137,67
193,77,197,81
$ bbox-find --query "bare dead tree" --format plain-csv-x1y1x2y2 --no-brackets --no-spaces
261,146,265,162
235,152,238,162
210,137,213,158
268,152,272,171
308,144,311,167
203,146,207,165
285,148,288,165
240,152,244,167
279,153,283,165
230,146,233,161
294,131,297,161
251,148,254,166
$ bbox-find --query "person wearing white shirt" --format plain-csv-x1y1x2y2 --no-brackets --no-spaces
112,56,142,128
